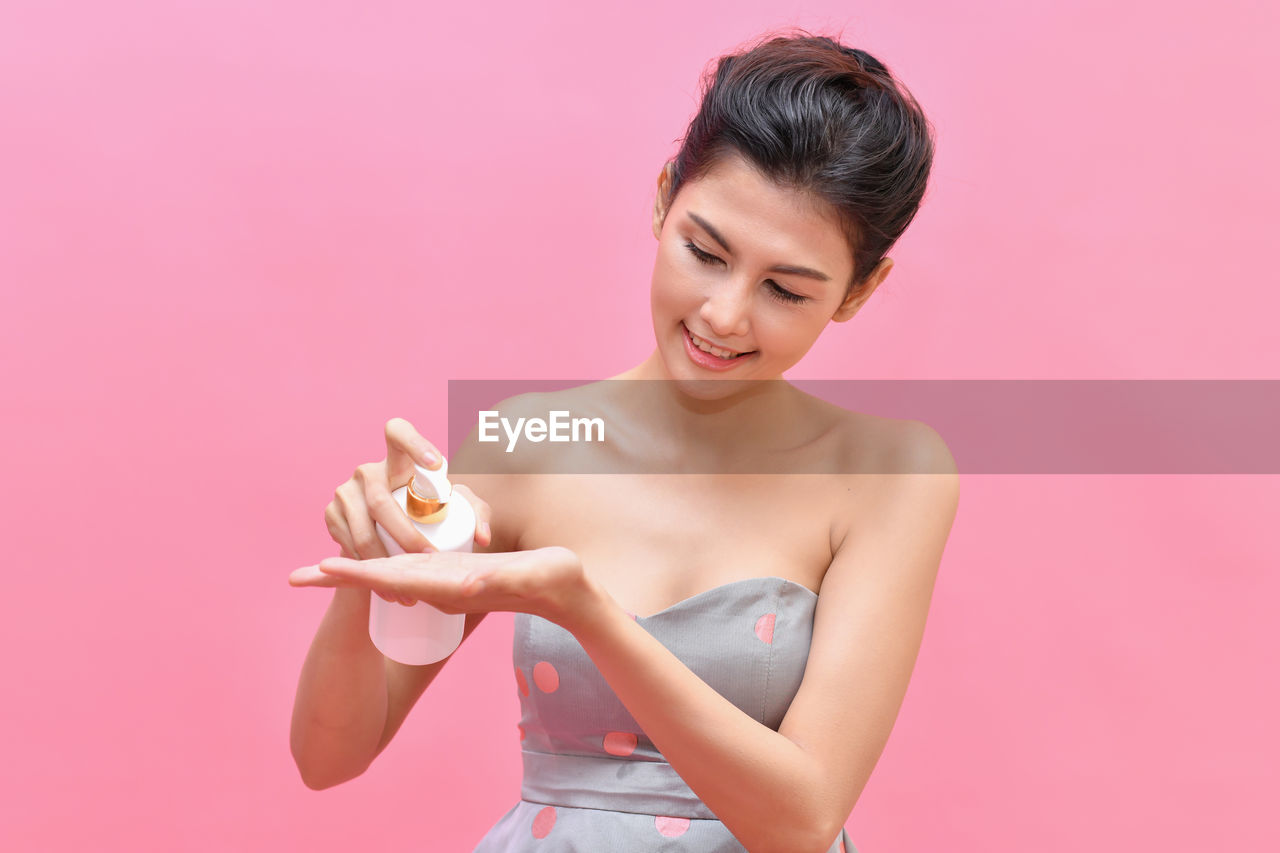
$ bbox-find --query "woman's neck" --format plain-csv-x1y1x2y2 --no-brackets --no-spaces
608,351,814,467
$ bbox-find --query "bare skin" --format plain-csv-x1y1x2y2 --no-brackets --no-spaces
288,153,960,853
490,384,904,618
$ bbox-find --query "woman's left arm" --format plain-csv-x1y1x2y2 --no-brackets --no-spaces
566,427,960,853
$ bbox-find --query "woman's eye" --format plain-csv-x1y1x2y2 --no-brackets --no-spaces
684,241,723,265
767,281,807,304
684,240,808,305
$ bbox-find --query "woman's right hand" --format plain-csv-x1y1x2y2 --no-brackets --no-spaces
323,417,493,605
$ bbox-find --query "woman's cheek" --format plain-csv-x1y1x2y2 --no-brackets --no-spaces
656,264,695,304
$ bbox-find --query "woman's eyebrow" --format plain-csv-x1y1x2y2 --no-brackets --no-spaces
686,211,832,282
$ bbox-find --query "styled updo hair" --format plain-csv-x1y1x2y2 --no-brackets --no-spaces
668,31,935,295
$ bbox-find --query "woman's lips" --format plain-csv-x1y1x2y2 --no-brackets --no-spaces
681,323,756,371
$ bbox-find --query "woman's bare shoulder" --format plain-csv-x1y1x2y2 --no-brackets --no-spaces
815,396,954,477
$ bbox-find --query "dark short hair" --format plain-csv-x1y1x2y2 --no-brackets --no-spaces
668,31,935,295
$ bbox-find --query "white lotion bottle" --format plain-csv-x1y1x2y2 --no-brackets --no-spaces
371,456,476,665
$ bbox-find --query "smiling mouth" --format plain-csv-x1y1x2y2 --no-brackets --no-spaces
684,324,755,359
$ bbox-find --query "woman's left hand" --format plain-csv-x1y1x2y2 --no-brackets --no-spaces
289,545,594,626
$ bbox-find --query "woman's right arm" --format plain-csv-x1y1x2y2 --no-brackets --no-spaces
289,418,506,790
289,584,489,790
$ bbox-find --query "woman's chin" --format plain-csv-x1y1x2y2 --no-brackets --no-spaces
665,357,767,402
671,376,740,400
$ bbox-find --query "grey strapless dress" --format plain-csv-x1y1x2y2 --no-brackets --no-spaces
471,576,858,853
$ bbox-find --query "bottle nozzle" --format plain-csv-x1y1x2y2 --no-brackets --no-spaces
406,458,452,523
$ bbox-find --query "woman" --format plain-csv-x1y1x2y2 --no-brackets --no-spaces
289,31,958,853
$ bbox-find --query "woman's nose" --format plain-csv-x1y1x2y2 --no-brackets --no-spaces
699,277,752,339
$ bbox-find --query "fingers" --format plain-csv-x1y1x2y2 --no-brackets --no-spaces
293,549,559,618
314,522,408,604
385,417,442,487
288,563,343,588
314,418,451,605
324,502,360,558
289,555,471,592
290,560,416,607
289,559,377,592
314,552,474,603
334,476,390,560
451,483,493,548
313,555,410,601
354,462,432,556
336,543,398,602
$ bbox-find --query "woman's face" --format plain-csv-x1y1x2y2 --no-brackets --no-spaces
646,153,888,390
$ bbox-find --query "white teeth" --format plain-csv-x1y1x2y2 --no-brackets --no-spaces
689,329,746,359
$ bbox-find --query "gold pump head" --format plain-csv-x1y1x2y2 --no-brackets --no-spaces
405,459,451,524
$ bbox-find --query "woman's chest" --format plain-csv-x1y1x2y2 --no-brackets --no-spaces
513,473,853,618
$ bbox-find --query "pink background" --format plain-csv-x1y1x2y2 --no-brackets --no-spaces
3,1,1277,850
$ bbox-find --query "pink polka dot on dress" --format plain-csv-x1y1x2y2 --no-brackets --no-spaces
603,731,638,756
754,612,776,644
515,667,530,697
533,661,560,693
655,816,690,837
531,806,556,839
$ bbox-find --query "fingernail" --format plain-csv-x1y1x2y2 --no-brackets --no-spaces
419,446,439,466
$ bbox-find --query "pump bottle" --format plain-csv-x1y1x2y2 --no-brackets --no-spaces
371,456,476,665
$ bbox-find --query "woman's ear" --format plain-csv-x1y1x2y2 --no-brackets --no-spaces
652,161,675,240
832,258,893,322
